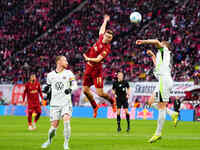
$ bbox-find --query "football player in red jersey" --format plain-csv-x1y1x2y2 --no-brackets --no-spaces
23,73,43,130
83,15,116,118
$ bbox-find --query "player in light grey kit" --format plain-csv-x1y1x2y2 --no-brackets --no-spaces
41,56,77,150
136,39,178,143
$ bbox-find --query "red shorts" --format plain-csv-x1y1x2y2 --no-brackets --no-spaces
83,65,103,88
28,105,41,114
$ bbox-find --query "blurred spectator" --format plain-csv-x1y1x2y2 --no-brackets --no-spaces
0,0,199,84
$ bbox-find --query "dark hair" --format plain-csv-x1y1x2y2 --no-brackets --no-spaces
117,71,123,75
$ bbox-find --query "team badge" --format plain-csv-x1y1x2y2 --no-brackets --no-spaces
102,51,107,57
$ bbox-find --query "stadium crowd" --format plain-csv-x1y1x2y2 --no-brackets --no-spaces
0,0,199,84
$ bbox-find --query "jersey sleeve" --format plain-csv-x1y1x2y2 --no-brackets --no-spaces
69,71,78,92
47,73,51,85
125,81,130,88
112,82,116,90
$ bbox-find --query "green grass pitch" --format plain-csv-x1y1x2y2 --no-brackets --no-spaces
0,116,200,150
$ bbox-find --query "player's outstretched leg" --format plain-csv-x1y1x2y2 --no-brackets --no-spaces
41,126,57,148
166,108,179,127
149,108,166,143
150,102,179,127
83,86,99,118
96,88,116,112
33,112,41,129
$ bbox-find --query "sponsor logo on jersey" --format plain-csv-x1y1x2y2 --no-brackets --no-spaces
55,82,64,91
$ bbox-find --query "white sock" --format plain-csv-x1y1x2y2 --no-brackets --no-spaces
48,126,57,143
151,103,158,110
155,109,166,136
166,108,177,117
64,120,71,142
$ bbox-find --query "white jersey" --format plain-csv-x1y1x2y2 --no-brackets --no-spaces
155,46,172,77
47,69,77,106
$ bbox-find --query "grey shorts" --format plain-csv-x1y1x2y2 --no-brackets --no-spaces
154,76,173,102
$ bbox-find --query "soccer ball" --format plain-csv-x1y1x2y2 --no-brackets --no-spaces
130,12,142,23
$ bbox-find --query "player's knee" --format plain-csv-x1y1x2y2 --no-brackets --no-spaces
51,120,59,128
83,87,89,94
63,114,71,121
97,91,104,97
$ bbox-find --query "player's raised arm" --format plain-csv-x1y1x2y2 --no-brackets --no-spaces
147,50,156,66
99,14,110,35
136,39,163,48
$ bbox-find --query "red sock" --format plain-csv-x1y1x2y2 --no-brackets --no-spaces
90,100,98,109
34,112,41,123
28,112,32,126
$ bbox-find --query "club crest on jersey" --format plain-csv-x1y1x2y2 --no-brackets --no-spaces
102,51,107,57
63,76,67,80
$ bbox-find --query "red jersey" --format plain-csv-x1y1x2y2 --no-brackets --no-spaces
23,81,43,108
85,34,111,69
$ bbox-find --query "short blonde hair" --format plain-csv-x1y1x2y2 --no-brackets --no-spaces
55,55,64,64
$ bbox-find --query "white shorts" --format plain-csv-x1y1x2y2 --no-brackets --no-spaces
154,76,173,102
50,105,72,121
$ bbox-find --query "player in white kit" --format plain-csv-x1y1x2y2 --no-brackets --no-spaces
136,39,178,143
41,56,77,150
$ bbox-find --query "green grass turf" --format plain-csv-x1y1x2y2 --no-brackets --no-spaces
0,116,200,150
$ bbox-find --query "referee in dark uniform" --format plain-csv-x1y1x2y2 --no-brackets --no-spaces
112,71,130,132
174,97,181,122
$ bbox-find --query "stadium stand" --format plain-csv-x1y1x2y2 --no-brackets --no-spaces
0,0,199,84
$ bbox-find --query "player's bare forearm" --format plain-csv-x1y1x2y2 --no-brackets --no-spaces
136,39,162,48
83,54,103,63
112,89,116,95
147,50,156,66
152,56,156,66
127,88,131,99
112,90,117,98
99,15,110,35
87,57,101,63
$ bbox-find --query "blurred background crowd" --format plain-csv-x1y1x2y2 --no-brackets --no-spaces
0,0,199,85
